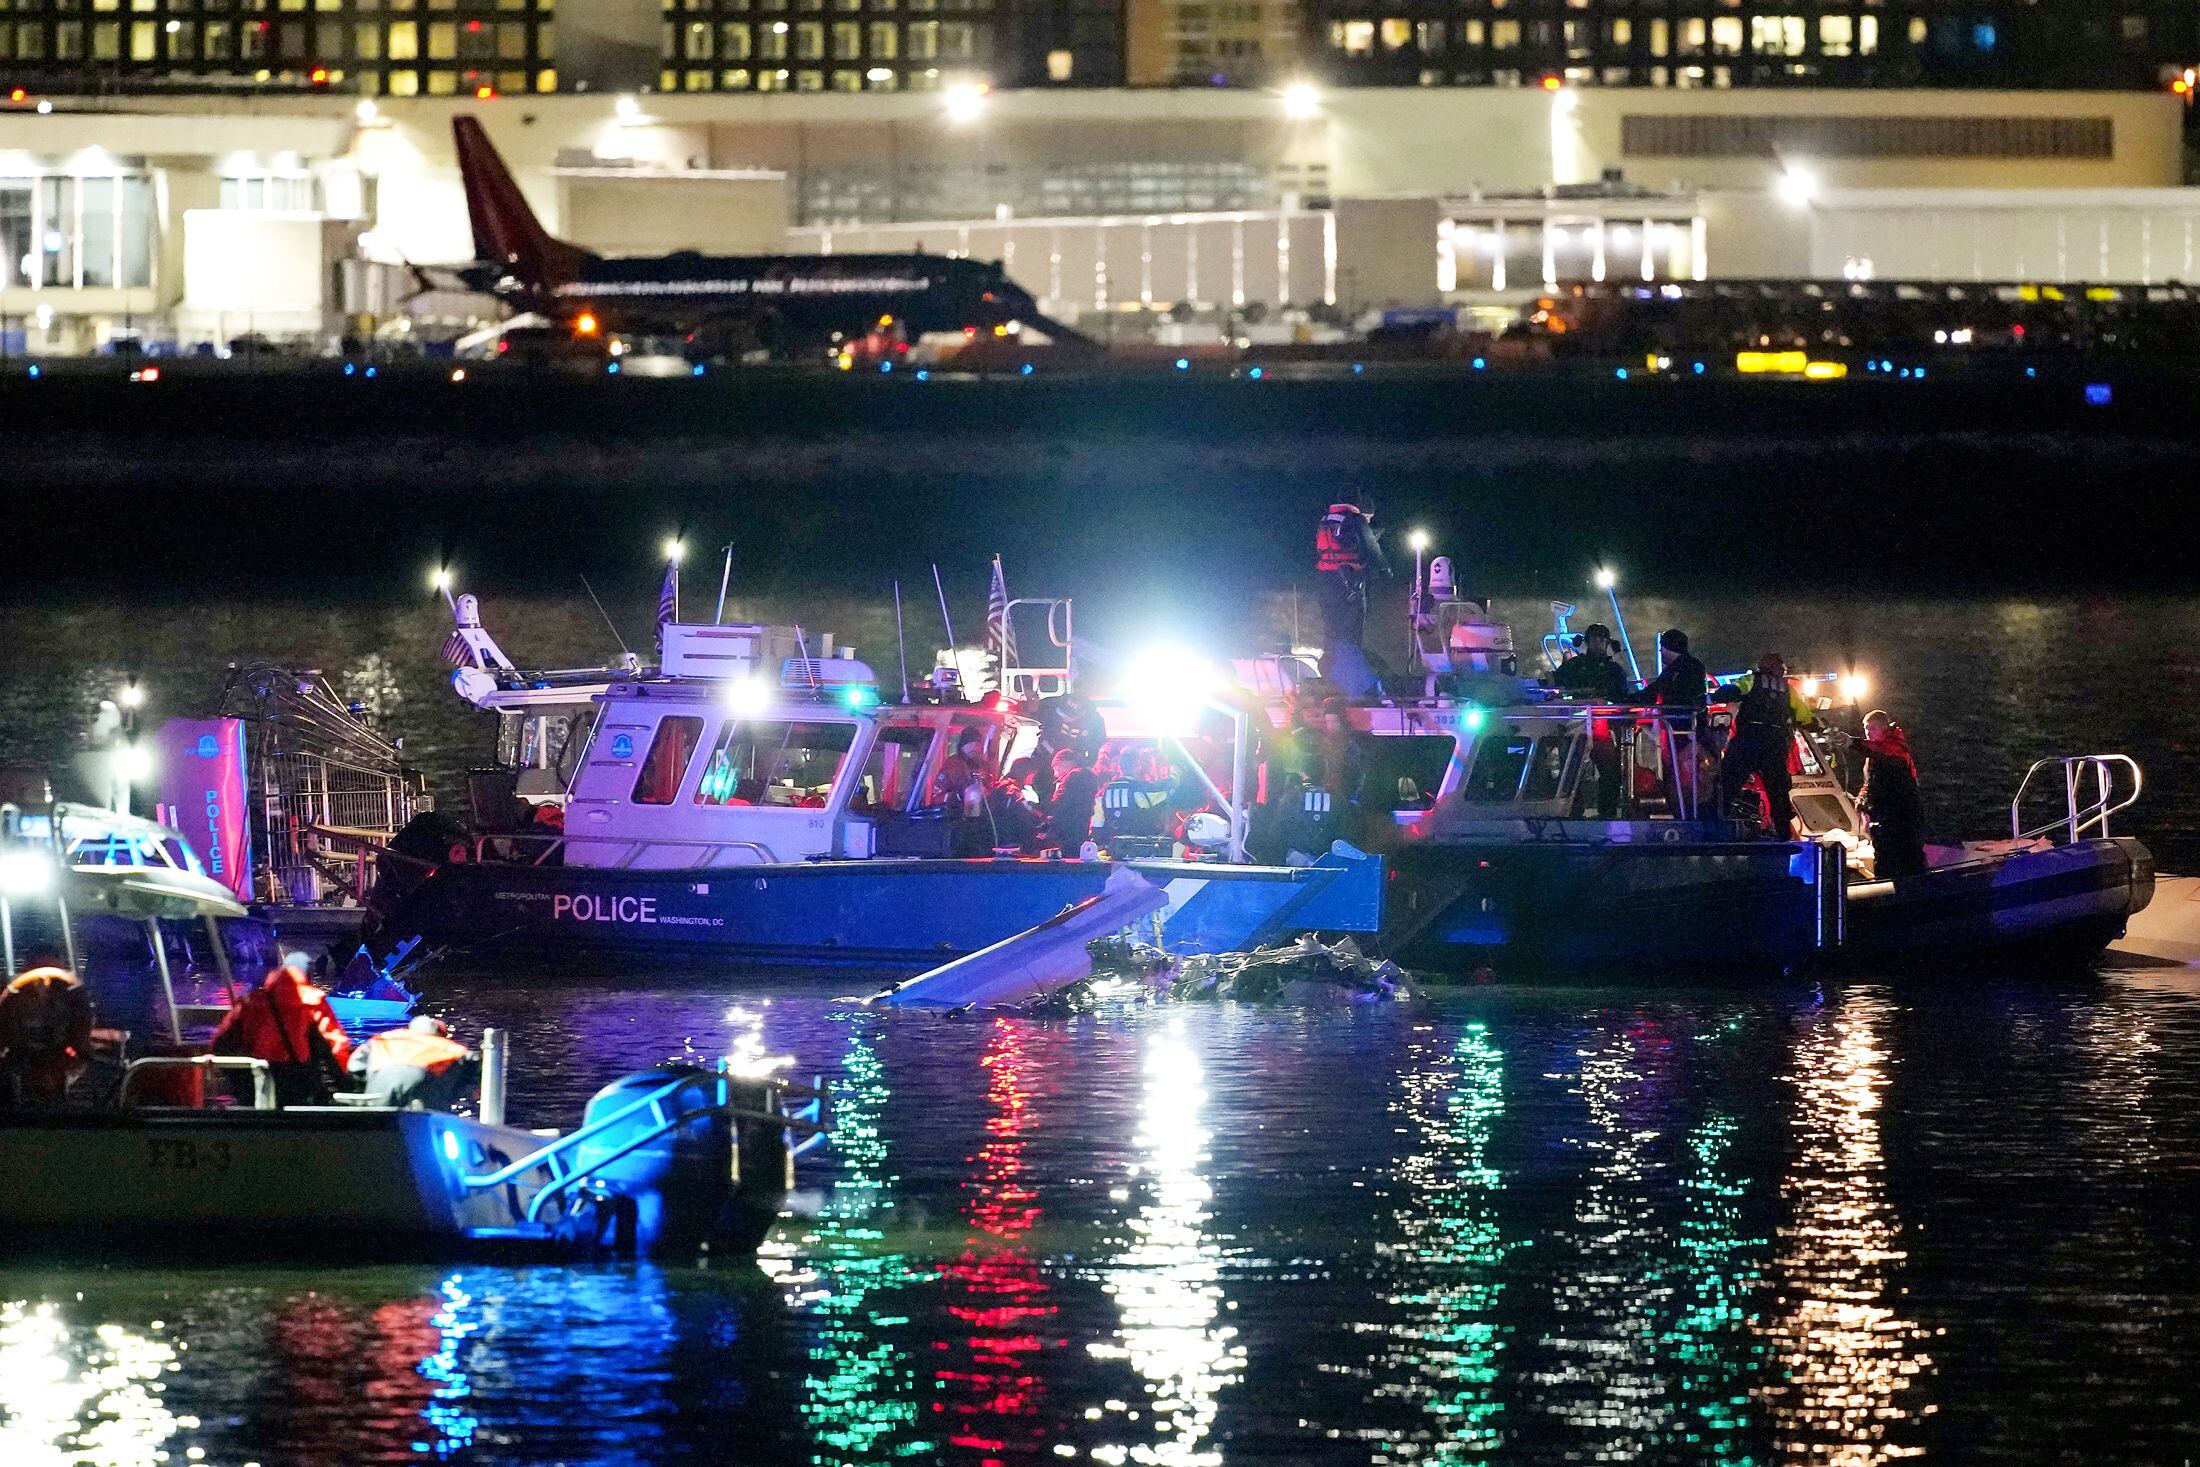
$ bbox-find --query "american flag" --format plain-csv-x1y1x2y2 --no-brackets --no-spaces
987,556,1017,671
657,559,680,628
441,628,473,669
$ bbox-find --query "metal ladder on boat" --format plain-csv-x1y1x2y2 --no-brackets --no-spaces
461,1068,828,1228
2010,755,2143,844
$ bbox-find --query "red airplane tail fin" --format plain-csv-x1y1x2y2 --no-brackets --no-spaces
453,115,592,291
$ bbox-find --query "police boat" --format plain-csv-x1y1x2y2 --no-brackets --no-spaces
364,594,1382,971
1235,560,2153,974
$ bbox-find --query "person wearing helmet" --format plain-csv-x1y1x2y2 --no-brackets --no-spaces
348,1015,478,1110
1313,494,1389,697
1717,652,1813,836
1551,623,1632,818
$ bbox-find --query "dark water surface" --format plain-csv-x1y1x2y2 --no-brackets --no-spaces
8,975,2200,1465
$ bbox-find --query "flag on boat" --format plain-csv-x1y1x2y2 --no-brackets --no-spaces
657,559,679,628
987,556,1017,673
441,627,473,669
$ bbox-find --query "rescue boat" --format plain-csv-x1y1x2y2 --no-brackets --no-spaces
369,601,1383,971
1242,566,2154,973
0,1047,825,1259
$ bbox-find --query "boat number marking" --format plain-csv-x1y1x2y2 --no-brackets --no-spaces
552,894,659,924
143,1138,233,1172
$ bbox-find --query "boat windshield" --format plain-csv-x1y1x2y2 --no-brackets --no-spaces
856,725,934,814
695,720,857,808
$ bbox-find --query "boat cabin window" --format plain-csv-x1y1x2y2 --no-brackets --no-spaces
1359,735,1456,811
1460,732,1571,804
695,720,856,808
857,725,934,813
632,717,705,805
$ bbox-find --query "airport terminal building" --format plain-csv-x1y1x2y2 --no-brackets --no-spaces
0,0,2196,351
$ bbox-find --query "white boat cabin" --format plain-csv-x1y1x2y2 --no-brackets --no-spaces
562,678,1022,868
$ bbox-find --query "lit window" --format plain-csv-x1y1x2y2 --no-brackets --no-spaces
1709,15,1740,53
387,19,415,56
1046,44,1069,78
868,19,893,55
1336,18,1372,54
1490,18,1518,49
1379,16,1409,48
1818,14,1850,56
830,17,856,56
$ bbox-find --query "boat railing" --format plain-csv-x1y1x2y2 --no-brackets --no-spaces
470,830,782,870
118,1056,276,1111
1000,596,1075,699
460,1069,829,1225
2010,755,2143,844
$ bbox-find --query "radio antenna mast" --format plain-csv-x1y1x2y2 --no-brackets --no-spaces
579,575,633,658
893,580,911,702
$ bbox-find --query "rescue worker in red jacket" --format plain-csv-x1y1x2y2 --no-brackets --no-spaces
1314,494,1390,696
210,959,354,1106
0,963,97,1104
348,1015,477,1110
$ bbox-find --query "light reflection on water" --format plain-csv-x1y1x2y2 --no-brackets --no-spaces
5,979,2200,1465
1762,989,1932,1464
1086,1022,1245,1467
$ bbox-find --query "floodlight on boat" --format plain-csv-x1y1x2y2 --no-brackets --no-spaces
1127,647,1216,735
430,566,452,592
1840,670,1871,703
664,537,686,564
112,743,153,785
723,675,773,718
1592,566,1617,591
118,679,144,710
1407,528,1431,553
0,848,54,896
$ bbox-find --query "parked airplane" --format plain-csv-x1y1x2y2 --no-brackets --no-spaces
452,115,1085,358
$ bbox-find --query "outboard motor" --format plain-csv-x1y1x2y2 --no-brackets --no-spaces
569,1064,791,1256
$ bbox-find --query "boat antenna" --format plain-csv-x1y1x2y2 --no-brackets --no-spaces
793,624,820,692
931,563,958,649
579,575,633,660
893,580,911,703
713,543,734,625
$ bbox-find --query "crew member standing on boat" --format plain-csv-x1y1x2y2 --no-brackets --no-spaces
1856,710,1928,879
1045,747,1102,855
1718,653,1813,837
1551,623,1631,819
210,957,354,1106
0,961,96,1104
1640,629,1710,709
1314,494,1389,698
348,1015,477,1110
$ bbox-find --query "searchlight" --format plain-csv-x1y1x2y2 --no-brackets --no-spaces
0,848,55,897
1840,670,1872,703
112,744,153,785
1127,647,1216,736
723,676,772,719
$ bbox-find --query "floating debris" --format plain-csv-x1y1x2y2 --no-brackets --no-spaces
1169,935,1415,1005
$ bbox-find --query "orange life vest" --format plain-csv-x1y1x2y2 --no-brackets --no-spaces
1316,505,1369,574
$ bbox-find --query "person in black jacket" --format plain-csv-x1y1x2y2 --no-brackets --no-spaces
1640,628,1710,709
1857,710,1928,879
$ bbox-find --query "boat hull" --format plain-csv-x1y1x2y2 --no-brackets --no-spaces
0,1109,554,1255
375,851,1384,970
1387,833,2151,973
1843,836,2154,962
